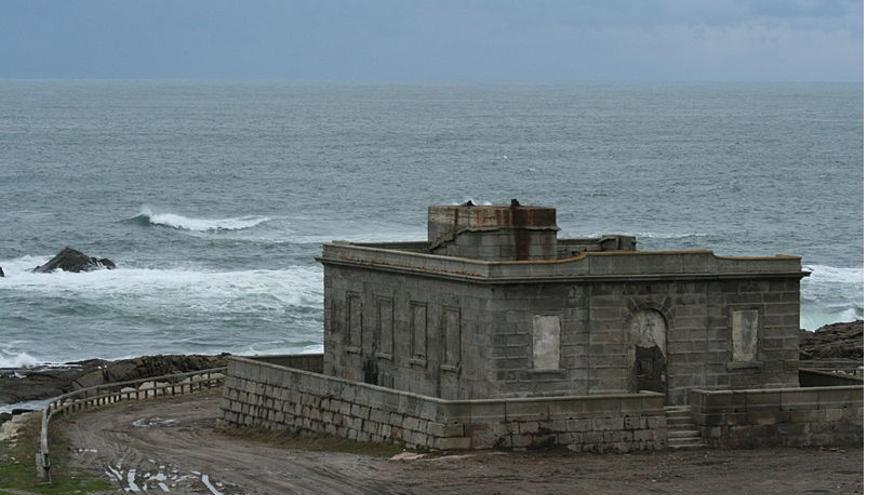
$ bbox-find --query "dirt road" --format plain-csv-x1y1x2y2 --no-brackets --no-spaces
60,393,863,494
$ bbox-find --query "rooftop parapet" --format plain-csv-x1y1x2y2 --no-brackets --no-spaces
318,242,807,283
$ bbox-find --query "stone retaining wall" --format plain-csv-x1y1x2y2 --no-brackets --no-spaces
251,353,323,373
221,357,667,452
688,386,863,448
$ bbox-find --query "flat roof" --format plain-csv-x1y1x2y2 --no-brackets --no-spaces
317,239,807,284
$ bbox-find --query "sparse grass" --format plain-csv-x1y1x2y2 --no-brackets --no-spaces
216,424,407,457
0,414,112,495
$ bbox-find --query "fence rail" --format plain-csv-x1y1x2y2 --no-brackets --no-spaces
799,360,863,376
37,367,226,481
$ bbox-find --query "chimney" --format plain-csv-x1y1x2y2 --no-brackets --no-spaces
427,201,558,261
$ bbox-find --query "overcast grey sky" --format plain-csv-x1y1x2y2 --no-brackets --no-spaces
0,0,863,81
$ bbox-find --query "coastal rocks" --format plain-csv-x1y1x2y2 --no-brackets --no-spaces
0,354,228,405
799,320,863,360
99,355,227,384
32,246,116,273
0,363,93,405
0,265,4,277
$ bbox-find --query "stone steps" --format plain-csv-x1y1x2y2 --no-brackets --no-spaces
668,429,701,439
665,405,707,450
666,416,693,425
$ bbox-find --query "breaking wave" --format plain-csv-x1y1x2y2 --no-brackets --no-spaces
802,264,863,285
0,255,323,311
127,208,270,232
0,351,39,369
801,265,863,330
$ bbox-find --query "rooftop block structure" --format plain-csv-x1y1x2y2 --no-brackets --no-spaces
317,202,809,405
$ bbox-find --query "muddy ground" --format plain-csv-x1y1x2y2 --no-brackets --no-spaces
56,393,863,495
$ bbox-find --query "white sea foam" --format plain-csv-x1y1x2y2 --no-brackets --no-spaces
801,307,863,332
802,264,864,284
132,207,270,232
801,266,863,303
0,398,51,414
633,231,712,240
0,255,323,311
0,351,40,369
800,264,863,330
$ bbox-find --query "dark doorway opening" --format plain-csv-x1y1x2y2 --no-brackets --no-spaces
635,345,666,394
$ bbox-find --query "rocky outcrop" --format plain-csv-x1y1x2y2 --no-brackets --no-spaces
0,354,228,405
0,265,4,277
799,320,863,361
32,247,116,273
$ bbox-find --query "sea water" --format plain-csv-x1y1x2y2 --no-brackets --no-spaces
0,81,863,368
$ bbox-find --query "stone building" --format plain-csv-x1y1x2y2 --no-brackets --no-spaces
318,202,805,405
220,202,862,452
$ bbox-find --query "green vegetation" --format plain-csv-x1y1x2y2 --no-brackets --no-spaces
0,414,112,495
217,424,406,457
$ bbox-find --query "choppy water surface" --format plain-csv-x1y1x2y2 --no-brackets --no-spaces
0,81,863,369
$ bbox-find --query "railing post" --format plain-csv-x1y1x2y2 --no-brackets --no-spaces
37,411,51,482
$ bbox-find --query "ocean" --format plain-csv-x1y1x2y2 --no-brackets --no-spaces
0,81,863,370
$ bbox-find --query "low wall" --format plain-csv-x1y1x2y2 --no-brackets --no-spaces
249,353,323,373
221,357,666,452
799,369,863,387
689,386,863,448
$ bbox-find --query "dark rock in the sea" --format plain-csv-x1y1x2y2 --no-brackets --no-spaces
0,354,228,405
97,258,117,270
32,246,116,273
0,265,4,277
799,320,863,361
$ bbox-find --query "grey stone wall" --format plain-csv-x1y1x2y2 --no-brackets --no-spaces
251,353,323,372
431,229,558,261
427,204,558,261
688,386,863,448
557,236,637,257
323,264,495,399
221,357,667,452
325,255,800,404
320,235,806,405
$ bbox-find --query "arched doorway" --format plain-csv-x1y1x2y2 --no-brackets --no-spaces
629,310,667,395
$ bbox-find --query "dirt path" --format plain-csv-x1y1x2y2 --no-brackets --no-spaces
60,393,863,494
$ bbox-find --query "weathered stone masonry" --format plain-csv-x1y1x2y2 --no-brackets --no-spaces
320,237,805,405
221,357,667,452
221,202,861,450
689,385,863,448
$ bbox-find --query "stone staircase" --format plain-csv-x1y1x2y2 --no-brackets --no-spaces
665,405,707,450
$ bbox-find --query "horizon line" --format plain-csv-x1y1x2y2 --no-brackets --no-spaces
0,77,865,85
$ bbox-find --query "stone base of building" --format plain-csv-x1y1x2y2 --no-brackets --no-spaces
220,355,863,451
221,356,667,452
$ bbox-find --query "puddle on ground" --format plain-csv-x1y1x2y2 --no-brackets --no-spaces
104,460,237,494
